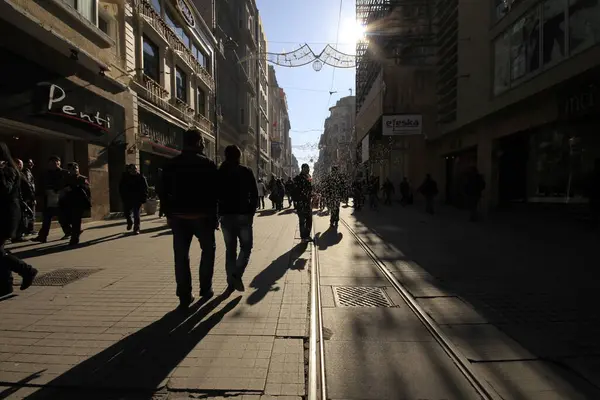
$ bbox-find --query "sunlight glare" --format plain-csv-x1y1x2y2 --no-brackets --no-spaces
339,18,366,45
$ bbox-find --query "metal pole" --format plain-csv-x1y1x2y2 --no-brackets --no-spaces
255,39,261,178
214,56,219,164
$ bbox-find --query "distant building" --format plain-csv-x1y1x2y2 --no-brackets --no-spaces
315,96,356,181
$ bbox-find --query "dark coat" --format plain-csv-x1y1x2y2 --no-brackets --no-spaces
0,166,21,239
61,174,92,210
119,172,148,206
292,173,312,209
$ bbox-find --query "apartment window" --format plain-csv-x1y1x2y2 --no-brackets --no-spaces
165,7,190,47
63,0,96,23
569,0,600,54
98,15,109,34
175,67,187,102
143,36,160,82
192,44,209,71
510,9,540,80
494,32,511,95
197,87,206,115
241,108,245,124
543,0,566,65
151,0,161,13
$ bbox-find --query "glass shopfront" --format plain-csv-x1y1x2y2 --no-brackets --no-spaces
493,0,600,95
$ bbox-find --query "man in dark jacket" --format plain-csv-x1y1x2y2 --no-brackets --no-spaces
119,164,148,234
292,163,313,242
1,142,38,297
217,145,258,293
21,159,36,235
33,156,70,243
285,177,294,208
323,166,345,227
161,129,218,309
61,162,91,246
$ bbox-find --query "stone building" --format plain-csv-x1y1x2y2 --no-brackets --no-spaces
315,96,356,181
429,0,600,214
127,0,217,190
0,0,136,218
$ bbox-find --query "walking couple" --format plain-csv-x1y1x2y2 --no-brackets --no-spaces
161,129,258,309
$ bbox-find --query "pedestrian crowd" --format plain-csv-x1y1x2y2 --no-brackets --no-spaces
0,128,489,307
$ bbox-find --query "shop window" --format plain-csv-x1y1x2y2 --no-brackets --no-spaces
63,0,96,23
543,0,566,65
175,67,187,102
142,36,160,82
569,0,600,54
165,7,190,48
510,10,541,80
494,32,511,94
197,87,206,115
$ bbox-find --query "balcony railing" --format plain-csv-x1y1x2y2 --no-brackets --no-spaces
171,97,195,117
137,0,215,92
193,113,213,134
135,74,170,107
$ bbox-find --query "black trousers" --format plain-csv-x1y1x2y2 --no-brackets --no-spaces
63,209,84,242
38,207,70,239
0,238,34,290
297,208,313,239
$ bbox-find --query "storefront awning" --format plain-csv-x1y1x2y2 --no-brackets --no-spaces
140,137,181,158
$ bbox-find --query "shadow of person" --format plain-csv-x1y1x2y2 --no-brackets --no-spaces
246,242,308,305
257,209,278,217
11,233,125,259
22,293,241,399
315,226,343,251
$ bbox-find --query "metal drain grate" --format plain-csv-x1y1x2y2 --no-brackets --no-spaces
32,268,103,286
333,286,394,308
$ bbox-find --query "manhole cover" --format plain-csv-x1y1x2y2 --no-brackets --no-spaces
332,286,394,307
31,268,103,286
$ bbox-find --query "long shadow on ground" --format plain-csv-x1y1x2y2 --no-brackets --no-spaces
20,293,241,400
350,206,600,396
246,242,308,305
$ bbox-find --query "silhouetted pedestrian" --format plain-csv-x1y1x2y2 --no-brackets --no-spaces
161,129,218,309
0,142,38,297
33,156,70,243
119,164,148,234
418,174,438,214
217,145,258,294
293,164,313,242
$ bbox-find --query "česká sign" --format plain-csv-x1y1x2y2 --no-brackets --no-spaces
382,114,422,136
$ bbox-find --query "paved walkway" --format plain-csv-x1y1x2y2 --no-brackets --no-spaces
0,207,309,400
334,203,600,399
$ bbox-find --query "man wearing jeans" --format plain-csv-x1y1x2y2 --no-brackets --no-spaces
161,129,218,309
293,164,313,242
217,145,258,293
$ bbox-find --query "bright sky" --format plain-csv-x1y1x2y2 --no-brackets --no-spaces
256,0,358,170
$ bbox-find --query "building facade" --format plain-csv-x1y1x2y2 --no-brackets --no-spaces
354,0,436,187
267,65,291,179
315,96,356,181
201,0,261,174
128,0,217,190
0,0,136,218
429,0,600,213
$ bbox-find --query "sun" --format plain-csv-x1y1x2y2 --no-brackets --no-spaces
339,18,366,45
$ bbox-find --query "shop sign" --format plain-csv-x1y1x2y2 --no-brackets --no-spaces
382,114,422,136
36,83,112,133
138,108,183,151
561,83,598,118
176,0,195,27
0,49,125,144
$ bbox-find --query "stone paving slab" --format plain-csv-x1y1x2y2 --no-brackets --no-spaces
0,209,310,397
264,338,305,397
